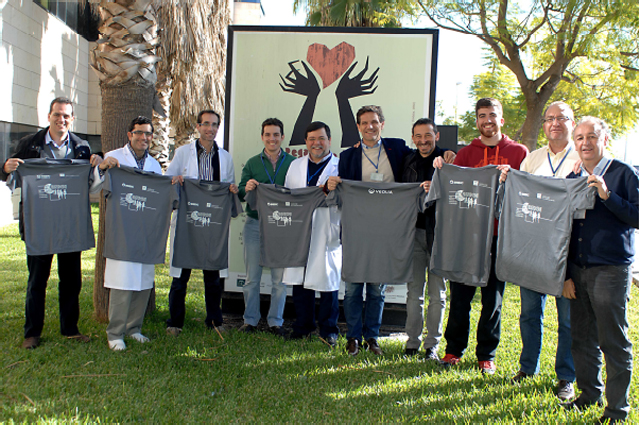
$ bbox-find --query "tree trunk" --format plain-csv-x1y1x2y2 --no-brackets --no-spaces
93,84,156,322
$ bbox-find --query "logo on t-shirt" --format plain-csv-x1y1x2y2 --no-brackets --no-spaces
38,183,70,200
268,210,293,226
516,202,547,223
449,190,481,209
187,210,218,227
120,192,154,212
367,188,393,195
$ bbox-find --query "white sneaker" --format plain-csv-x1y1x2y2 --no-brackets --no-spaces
108,339,126,351
130,333,150,343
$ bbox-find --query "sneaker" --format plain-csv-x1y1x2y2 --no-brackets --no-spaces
557,380,575,401
346,338,359,356
66,333,90,343
238,324,257,333
324,335,338,347
511,370,531,383
166,326,182,337
478,360,496,375
424,347,439,361
130,333,150,343
440,353,461,366
213,325,227,333
269,326,287,337
108,339,126,351
404,348,419,356
365,338,383,355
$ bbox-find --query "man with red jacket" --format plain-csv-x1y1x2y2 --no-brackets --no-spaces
436,98,529,374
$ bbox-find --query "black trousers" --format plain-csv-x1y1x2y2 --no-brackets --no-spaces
25,252,82,338
167,268,224,328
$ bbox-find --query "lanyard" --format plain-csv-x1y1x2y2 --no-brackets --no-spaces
307,157,330,186
260,153,286,184
47,142,70,159
547,147,571,176
362,143,382,172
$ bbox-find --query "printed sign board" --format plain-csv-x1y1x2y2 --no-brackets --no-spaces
224,26,439,304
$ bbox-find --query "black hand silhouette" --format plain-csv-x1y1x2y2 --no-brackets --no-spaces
335,57,380,147
279,60,320,146
279,60,321,98
335,57,379,100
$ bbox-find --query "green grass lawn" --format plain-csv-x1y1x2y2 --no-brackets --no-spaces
1,205,638,422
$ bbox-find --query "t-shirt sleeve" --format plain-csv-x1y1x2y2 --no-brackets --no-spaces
325,184,342,207
245,188,257,210
565,177,596,212
231,193,242,218
425,167,442,204
171,182,180,209
103,169,113,199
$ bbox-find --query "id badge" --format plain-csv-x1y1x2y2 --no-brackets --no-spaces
370,172,384,182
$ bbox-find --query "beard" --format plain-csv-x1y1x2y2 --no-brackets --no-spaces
479,124,499,138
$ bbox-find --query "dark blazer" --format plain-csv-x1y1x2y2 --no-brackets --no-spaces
338,137,412,182
1,127,91,181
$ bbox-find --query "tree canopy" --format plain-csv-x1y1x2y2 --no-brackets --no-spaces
416,0,638,150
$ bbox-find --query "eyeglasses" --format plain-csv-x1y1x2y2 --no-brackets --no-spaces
131,131,153,137
198,122,220,128
542,116,571,123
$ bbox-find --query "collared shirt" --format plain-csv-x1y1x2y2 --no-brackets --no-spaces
580,156,612,177
263,149,282,171
45,131,71,159
361,140,393,183
196,140,220,181
127,143,148,170
520,144,580,177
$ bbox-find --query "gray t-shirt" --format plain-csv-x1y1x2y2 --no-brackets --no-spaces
14,159,95,255
103,165,178,264
246,184,327,268
172,179,242,270
496,169,595,296
326,179,425,283
426,164,501,287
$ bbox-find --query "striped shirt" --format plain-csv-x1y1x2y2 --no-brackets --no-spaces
197,140,220,181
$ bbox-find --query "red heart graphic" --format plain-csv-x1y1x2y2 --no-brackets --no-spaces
306,42,356,89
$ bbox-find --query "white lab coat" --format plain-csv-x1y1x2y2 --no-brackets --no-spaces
165,141,235,277
282,154,342,291
103,146,163,291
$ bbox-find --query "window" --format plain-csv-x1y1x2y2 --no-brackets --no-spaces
33,1,99,41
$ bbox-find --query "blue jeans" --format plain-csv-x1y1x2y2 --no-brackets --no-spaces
569,263,633,420
242,217,286,327
519,287,574,381
292,285,339,339
343,282,386,342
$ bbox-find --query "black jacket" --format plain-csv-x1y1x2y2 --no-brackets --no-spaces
402,146,449,231
1,127,91,181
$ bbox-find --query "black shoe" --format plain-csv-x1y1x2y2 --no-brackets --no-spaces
239,324,257,333
562,397,604,411
424,347,439,361
269,326,287,337
404,348,419,356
